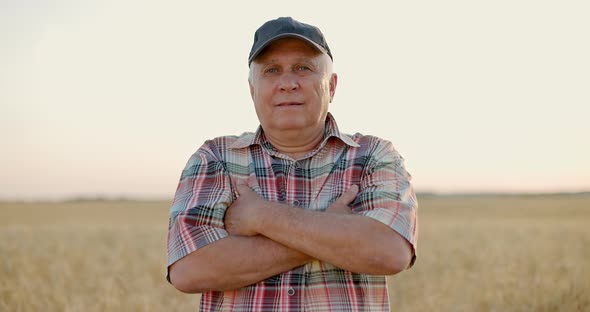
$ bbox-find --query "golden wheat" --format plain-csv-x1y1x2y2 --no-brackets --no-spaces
1,195,589,311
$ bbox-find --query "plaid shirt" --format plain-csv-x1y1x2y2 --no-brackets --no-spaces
167,113,418,311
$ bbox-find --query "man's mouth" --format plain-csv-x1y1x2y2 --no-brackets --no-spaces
277,102,304,106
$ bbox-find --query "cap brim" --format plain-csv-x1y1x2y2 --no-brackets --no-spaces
248,33,329,65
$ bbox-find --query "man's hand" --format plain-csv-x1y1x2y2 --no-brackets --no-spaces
325,185,358,214
224,184,266,236
225,184,360,236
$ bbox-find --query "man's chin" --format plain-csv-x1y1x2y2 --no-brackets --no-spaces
268,119,310,132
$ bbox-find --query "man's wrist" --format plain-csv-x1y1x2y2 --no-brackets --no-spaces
252,198,272,234
254,200,287,236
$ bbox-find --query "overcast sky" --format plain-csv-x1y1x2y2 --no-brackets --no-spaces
1,0,589,200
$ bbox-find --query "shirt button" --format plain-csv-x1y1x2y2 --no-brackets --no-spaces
293,200,300,206
293,161,299,168
287,287,295,296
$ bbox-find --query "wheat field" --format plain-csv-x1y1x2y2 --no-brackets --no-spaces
1,195,589,311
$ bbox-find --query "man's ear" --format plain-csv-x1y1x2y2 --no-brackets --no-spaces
329,73,338,103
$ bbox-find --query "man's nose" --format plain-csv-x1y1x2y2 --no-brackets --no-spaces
278,73,299,91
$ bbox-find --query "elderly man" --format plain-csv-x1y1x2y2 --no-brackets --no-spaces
167,17,418,311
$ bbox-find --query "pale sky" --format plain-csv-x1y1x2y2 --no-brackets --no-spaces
1,0,589,200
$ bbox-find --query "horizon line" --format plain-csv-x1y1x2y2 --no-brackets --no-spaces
1,190,589,203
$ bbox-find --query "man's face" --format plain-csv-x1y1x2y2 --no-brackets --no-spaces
249,38,337,134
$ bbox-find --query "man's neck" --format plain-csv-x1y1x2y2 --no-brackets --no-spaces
264,126,326,160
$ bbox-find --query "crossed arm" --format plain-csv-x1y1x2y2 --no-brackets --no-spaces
169,184,413,294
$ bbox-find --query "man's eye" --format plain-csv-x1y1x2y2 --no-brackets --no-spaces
265,67,279,73
296,66,311,71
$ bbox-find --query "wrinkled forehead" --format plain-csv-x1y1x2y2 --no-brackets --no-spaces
252,37,325,64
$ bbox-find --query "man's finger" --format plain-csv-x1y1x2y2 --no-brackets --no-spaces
235,183,251,196
337,184,359,205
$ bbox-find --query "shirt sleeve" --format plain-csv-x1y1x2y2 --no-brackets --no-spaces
353,139,418,267
166,141,234,280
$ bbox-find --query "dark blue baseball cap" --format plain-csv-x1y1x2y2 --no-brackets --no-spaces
248,17,333,66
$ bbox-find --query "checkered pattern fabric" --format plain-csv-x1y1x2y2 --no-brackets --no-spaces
167,113,418,311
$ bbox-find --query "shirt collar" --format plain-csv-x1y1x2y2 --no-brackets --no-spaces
229,113,360,150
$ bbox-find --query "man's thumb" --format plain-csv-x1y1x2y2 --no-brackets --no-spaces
339,184,359,204
235,183,250,196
